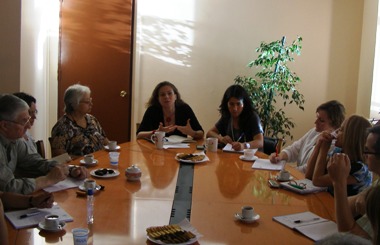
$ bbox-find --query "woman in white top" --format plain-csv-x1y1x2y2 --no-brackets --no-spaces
269,100,345,172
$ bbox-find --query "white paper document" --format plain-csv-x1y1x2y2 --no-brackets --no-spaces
279,179,328,194
5,204,73,229
163,144,190,149
273,211,338,241
252,159,285,170
164,135,196,144
222,144,243,153
43,177,83,193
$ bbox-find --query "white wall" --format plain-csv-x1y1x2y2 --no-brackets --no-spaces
133,0,375,144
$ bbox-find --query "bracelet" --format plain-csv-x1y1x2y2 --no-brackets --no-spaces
152,130,156,135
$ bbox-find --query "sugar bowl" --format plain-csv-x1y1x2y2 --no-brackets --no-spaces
125,165,142,181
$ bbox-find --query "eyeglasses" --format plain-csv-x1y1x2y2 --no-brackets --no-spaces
29,109,38,116
363,151,380,156
5,116,32,127
288,180,307,189
80,98,93,104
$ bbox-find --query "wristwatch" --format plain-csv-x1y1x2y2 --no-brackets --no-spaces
244,142,250,149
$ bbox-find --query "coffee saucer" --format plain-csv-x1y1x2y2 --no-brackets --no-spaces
78,184,102,192
275,176,294,182
104,145,121,151
239,155,258,162
234,213,260,223
79,159,98,165
38,221,66,232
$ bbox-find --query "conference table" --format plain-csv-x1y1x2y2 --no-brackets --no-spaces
7,140,335,245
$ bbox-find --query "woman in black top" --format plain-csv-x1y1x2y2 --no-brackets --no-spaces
207,84,263,151
136,81,204,140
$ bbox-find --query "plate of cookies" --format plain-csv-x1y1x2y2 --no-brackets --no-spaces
146,219,201,245
175,153,209,164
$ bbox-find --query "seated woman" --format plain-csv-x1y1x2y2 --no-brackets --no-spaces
269,100,345,171
51,84,109,158
136,81,204,140
206,84,263,151
328,125,380,241
307,115,372,196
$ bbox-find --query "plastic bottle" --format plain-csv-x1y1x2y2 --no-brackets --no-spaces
87,189,94,224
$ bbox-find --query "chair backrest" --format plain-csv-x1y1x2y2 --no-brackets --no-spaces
263,137,285,155
35,140,45,158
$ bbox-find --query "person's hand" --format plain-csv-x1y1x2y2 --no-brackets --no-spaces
158,122,177,134
327,153,351,183
69,166,88,180
317,131,334,146
219,135,233,145
46,165,69,183
231,142,243,151
176,119,194,136
30,192,54,208
269,153,282,163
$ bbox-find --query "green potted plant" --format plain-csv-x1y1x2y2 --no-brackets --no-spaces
235,36,304,145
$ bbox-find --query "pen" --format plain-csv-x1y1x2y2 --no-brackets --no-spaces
294,217,320,223
288,183,305,190
19,211,41,219
236,133,244,142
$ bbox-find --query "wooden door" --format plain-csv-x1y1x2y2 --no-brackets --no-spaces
58,0,134,143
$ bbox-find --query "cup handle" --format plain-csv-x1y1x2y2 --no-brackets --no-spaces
151,135,157,143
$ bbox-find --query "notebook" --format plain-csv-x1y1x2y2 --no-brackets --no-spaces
5,204,73,229
273,211,338,241
279,179,327,194
251,159,285,170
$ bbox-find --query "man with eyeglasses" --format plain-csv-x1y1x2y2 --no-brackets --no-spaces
327,125,380,241
0,94,88,194
13,92,38,154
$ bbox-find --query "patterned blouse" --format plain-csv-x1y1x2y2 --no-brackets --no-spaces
51,114,107,156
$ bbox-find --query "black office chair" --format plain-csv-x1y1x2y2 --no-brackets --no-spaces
263,137,284,155
35,140,45,158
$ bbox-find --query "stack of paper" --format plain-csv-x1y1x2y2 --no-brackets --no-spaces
252,159,285,170
279,179,327,194
273,211,338,241
5,204,73,229
222,144,243,153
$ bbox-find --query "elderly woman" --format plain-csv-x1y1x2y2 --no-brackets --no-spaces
136,81,204,140
51,84,109,158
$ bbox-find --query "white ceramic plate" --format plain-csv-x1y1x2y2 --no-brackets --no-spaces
275,176,294,182
147,235,197,245
90,169,120,178
175,153,208,164
104,145,121,151
38,221,66,232
239,155,258,162
234,213,260,224
79,159,98,166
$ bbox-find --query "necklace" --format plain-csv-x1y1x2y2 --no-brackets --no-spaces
164,110,175,125
231,119,244,142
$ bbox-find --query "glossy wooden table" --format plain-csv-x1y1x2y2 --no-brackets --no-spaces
7,140,335,245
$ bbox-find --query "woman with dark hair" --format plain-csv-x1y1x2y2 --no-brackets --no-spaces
136,81,204,140
13,92,38,154
307,115,372,196
51,84,109,158
206,84,263,151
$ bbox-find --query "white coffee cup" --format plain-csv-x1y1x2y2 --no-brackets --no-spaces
206,137,218,152
84,154,94,164
151,131,165,149
72,228,89,245
108,141,117,151
109,152,120,166
241,206,254,219
44,214,60,230
84,179,96,190
278,170,290,180
243,149,257,160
